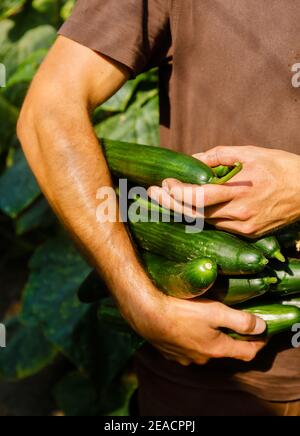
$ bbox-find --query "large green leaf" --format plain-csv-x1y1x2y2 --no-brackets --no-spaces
101,70,157,113
6,48,47,88
0,93,18,155
4,48,47,106
54,371,137,417
31,0,68,27
0,317,57,381
60,0,75,21
21,235,137,388
2,24,56,77
54,372,98,416
67,309,139,387
16,196,55,235
95,91,159,146
0,0,26,20
0,19,14,62
0,148,40,217
21,235,91,339
77,270,108,304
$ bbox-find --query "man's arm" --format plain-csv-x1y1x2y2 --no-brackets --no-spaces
17,36,266,366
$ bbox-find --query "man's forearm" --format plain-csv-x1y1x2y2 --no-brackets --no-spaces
17,103,159,329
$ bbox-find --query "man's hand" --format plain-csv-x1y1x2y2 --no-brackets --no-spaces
149,146,300,237
133,293,267,366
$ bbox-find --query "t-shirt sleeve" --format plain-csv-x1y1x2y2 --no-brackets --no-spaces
58,0,171,76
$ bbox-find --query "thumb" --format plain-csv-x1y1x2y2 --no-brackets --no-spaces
219,306,266,336
193,146,244,168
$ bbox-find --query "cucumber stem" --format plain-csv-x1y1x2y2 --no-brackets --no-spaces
211,163,243,185
260,258,269,266
263,277,278,285
273,250,286,263
212,165,230,178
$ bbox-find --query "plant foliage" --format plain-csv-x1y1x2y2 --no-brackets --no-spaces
0,0,159,416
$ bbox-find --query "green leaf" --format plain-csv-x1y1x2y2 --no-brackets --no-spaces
60,0,75,21
0,148,41,217
21,235,91,339
4,49,48,106
98,298,145,349
32,0,57,15
0,0,26,20
6,48,47,88
68,309,139,387
54,372,98,416
54,371,137,416
21,236,137,390
101,80,142,113
77,270,108,304
95,92,159,146
16,197,55,235
2,24,56,77
31,0,65,27
0,93,18,155
0,317,57,381
0,19,14,62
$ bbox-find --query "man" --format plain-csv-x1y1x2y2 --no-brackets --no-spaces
17,0,300,416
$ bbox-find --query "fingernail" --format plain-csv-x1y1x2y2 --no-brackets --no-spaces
162,180,169,192
254,317,266,335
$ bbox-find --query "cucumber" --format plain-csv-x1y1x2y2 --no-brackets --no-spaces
270,259,300,296
208,276,277,306
239,303,300,338
101,138,242,187
281,297,300,309
212,165,231,178
129,219,268,275
253,236,285,262
143,253,218,299
276,229,300,250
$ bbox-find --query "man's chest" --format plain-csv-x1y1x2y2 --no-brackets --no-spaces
166,0,300,153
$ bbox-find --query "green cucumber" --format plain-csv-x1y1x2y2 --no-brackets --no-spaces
230,303,300,340
212,165,231,178
208,276,277,306
238,303,300,339
253,236,285,262
143,253,218,299
276,229,300,250
101,138,242,187
129,219,268,275
281,297,300,309
270,259,300,296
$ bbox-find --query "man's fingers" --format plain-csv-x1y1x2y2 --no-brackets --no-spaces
193,146,247,167
162,178,241,208
157,349,193,366
207,218,260,237
147,186,203,218
220,334,266,362
217,306,267,336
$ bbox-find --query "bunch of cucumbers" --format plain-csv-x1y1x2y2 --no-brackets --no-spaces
97,139,300,340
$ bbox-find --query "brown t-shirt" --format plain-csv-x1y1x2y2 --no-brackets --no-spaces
59,0,300,401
